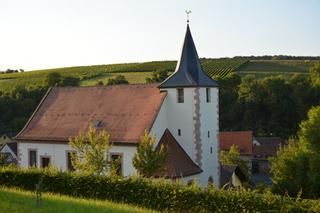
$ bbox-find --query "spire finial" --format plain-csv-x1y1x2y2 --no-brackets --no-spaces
185,10,192,24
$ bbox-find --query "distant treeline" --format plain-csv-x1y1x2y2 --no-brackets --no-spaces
233,55,320,60
0,69,24,74
200,55,320,60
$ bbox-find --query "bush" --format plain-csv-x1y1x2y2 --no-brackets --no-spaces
0,167,319,212
107,75,129,85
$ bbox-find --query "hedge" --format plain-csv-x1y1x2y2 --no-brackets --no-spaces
0,167,319,212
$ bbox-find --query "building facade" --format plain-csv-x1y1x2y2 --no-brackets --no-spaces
15,23,220,187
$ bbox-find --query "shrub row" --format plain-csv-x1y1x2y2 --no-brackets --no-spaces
0,167,319,212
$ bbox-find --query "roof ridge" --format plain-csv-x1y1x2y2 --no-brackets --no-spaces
14,87,53,140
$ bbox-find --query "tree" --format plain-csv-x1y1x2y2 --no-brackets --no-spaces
107,75,129,85
146,69,169,83
132,131,166,177
299,106,320,149
220,144,249,178
62,76,80,86
270,139,310,197
69,124,112,175
45,72,62,87
271,106,320,198
0,153,7,166
310,62,320,88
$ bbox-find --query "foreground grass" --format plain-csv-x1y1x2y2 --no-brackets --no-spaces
0,187,155,213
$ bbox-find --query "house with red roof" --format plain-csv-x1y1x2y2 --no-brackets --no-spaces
15,23,220,187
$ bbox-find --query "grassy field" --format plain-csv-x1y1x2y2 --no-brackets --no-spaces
0,59,317,92
236,60,317,76
0,187,154,213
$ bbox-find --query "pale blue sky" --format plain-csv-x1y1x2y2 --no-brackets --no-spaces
0,0,319,71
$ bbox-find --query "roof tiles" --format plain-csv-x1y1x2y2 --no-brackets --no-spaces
16,84,167,144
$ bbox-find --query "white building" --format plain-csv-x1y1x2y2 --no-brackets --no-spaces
15,23,220,187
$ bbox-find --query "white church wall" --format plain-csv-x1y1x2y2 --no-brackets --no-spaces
198,87,220,186
160,88,195,161
18,142,137,176
149,97,168,144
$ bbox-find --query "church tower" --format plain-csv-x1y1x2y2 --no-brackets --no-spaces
159,23,220,186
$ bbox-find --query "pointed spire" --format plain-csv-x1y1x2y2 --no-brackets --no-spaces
160,24,218,88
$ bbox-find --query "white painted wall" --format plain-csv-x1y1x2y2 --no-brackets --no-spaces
158,87,220,187
198,87,220,186
18,142,137,176
159,88,196,160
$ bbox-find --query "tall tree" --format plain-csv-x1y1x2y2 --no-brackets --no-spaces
220,144,249,178
271,106,320,198
69,125,112,175
310,62,320,88
132,131,166,177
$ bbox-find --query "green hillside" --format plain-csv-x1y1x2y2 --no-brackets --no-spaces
236,60,317,77
0,58,317,92
0,59,247,92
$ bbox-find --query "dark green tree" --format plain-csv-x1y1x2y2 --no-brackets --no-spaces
45,72,62,87
62,76,80,86
146,69,169,83
107,75,129,85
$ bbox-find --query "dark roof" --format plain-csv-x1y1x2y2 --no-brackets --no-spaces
6,142,17,155
220,165,248,187
152,129,202,178
159,24,218,88
15,84,167,144
253,137,283,158
219,131,253,155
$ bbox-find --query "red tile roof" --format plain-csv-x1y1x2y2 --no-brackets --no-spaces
15,84,167,144
153,129,202,178
219,131,253,155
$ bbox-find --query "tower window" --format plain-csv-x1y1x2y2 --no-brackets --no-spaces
210,147,213,154
208,131,210,138
177,88,184,103
178,129,181,136
206,88,211,103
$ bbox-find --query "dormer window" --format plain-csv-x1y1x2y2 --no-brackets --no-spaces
177,88,184,103
206,88,211,103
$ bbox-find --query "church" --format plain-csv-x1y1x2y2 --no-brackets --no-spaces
15,23,220,187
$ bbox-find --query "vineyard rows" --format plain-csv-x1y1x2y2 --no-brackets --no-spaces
201,59,248,78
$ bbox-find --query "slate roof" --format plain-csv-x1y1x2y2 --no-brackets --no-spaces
219,131,253,155
220,165,248,187
159,24,218,88
6,142,17,155
152,129,202,178
253,137,283,159
15,84,167,144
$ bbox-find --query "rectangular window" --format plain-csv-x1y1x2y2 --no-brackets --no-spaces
29,150,37,167
206,88,211,103
178,129,181,136
208,131,210,138
177,88,184,103
110,153,123,176
66,152,75,171
40,156,50,168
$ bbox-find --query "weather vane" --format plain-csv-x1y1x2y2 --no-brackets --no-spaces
185,10,192,23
